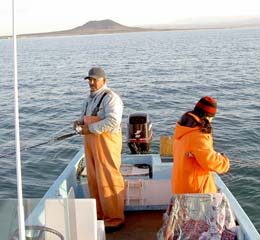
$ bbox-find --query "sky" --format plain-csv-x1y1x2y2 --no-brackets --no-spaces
0,0,260,36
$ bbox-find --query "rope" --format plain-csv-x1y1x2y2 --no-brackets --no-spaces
76,158,85,180
9,225,64,240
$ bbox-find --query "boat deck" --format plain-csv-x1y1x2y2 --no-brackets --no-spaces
106,210,164,240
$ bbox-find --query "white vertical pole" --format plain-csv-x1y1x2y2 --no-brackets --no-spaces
12,0,26,239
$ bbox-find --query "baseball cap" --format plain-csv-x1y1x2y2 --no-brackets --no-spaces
84,67,106,80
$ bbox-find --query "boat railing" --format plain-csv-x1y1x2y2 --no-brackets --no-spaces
214,173,260,239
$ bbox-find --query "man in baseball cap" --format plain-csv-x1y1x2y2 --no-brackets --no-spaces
74,66,125,233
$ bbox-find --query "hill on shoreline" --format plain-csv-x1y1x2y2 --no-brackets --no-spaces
2,19,157,39
1,18,260,39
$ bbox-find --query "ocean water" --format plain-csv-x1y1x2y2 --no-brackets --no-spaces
0,28,260,231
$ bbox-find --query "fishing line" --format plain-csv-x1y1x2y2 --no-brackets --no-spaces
0,132,78,159
231,160,260,167
1,133,259,168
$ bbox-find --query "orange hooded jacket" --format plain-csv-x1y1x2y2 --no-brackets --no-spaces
172,113,230,194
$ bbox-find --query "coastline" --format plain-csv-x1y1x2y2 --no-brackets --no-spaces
1,19,260,40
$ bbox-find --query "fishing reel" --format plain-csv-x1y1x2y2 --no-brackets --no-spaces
75,125,83,134
74,120,83,134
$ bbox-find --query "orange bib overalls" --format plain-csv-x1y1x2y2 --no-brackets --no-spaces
83,115,125,227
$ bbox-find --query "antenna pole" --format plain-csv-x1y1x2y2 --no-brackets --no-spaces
12,0,26,239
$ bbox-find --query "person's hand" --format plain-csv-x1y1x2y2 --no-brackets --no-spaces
73,120,82,131
75,124,91,135
81,124,90,135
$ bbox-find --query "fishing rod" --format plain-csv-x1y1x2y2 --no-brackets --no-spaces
0,132,78,159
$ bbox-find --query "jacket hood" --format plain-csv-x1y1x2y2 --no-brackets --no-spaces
174,122,200,140
174,112,202,140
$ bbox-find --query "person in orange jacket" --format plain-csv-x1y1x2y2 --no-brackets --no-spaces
172,96,230,194
73,67,125,233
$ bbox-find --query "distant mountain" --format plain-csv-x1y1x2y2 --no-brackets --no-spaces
7,19,155,39
71,19,140,32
